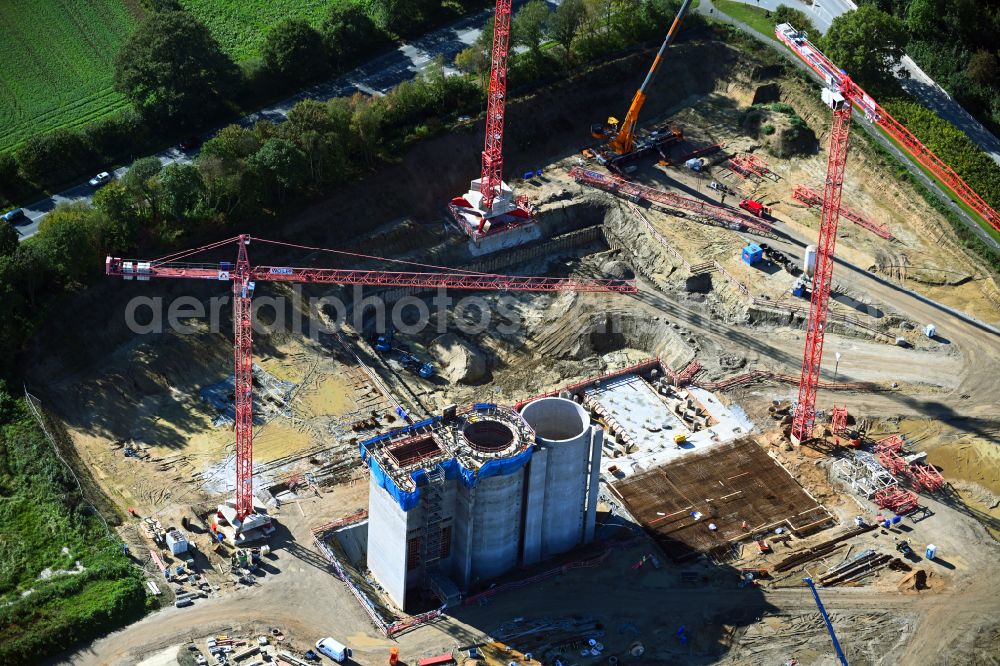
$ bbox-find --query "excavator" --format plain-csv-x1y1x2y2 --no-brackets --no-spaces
591,0,694,168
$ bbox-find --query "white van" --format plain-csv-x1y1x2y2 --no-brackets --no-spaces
316,637,352,662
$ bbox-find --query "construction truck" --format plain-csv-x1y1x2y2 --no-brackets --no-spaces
591,0,693,168
373,328,435,379
739,199,771,218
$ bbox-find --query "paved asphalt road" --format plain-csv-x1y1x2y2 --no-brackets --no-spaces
699,0,1000,252
8,6,495,241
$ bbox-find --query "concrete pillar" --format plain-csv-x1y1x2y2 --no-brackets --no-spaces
521,447,548,567
366,477,413,609
452,484,475,589
584,427,603,544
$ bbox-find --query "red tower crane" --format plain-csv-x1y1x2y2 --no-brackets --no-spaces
450,0,533,238
775,21,1000,442
106,235,635,525
776,23,1000,234
790,87,852,444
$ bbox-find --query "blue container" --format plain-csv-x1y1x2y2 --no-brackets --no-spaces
742,243,763,265
883,519,892,528
892,515,902,524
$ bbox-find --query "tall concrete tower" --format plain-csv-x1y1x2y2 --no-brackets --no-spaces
361,399,602,610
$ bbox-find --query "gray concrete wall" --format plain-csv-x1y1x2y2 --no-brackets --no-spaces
521,397,591,558
366,477,414,609
521,447,548,567
455,470,525,586
584,427,604,544
452,482,475,589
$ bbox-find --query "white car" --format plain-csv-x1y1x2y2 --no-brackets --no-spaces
88,171,112,187
316,637,352,662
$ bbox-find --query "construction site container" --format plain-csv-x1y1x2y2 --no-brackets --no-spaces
803,245,817,276
741,244,763,266
926,544,937,560
166,530,189,555
924,324,936,338
520,397,592,558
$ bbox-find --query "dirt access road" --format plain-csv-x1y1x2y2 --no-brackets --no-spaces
62,487,1000,666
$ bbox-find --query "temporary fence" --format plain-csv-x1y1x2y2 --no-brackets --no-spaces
312,524,447,637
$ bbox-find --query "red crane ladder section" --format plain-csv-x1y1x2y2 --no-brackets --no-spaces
568,167,775,236
233,240,254,520
830,405,848,435
479,0,512,216
791,184,892,240
791,105,852,443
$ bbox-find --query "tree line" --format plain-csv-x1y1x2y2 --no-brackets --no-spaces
456,0,705,88
0,0,482,207
818,2,1000,221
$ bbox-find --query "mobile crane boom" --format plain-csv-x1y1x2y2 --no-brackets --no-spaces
599,0,693,156
804,577,849,666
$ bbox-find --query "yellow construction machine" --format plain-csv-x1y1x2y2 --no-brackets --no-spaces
591,0,693,166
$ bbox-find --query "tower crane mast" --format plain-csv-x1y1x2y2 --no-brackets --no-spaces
450,0,533,237
480,0,513,215
792,88,852,444
107,235,635,524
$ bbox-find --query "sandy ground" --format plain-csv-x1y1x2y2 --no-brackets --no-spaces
30,35,1000,666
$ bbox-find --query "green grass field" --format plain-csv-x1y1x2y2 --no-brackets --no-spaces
713,0,779,37
0,0,139,154
180,0,343,61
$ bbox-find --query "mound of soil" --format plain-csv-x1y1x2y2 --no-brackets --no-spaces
431,333,487,384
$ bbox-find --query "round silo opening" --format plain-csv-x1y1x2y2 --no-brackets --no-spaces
520,397,588,442
463,420,515,452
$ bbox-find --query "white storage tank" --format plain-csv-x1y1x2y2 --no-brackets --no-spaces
520,397,591,558
803,244,817,277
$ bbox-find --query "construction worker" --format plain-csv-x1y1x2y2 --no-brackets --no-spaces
741,520,749,531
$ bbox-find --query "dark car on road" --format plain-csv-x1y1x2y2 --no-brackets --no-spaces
2,208,26,224
179,136,202,151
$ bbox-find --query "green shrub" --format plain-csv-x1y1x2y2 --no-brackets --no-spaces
882,99,1000,213
15,129,96,186
0,397,147,665
762,124,776,135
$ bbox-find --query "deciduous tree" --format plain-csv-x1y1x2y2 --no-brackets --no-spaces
513,0,550,54
262,19,328,85
321,4,383,70
159,163,205,220
547,0,587,63
113,11,240,127
822,5,908,92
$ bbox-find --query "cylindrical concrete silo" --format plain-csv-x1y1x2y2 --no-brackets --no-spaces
521,397,591,558
454,416,527,585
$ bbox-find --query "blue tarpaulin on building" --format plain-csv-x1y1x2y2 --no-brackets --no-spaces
358,409,533,511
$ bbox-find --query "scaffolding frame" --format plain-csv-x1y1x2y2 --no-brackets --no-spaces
833,451,898,497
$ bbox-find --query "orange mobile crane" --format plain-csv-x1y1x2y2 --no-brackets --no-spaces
591,0,693,166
